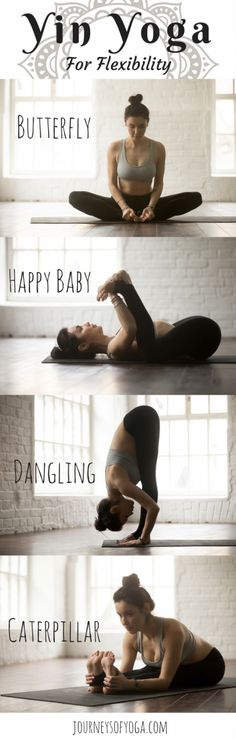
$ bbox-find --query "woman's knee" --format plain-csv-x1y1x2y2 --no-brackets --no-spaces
68,190,88,207
191,191,202,207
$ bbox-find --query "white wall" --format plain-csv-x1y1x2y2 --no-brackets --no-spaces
0,238,236,337
0,80,235,201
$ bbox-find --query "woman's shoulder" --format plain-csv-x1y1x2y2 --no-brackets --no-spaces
148,138,166,156
123,630,138,651
162,617,184,636
108,139,123,154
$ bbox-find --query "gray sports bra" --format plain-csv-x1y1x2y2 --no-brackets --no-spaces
106,449,140,484
137,619,196,667
117,140,156,182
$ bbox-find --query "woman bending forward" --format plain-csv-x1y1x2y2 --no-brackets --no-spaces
86,575,225,694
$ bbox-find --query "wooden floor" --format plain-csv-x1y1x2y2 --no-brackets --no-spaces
0,337,235,394
1,658,236,713
1,523,236,556
1,201,236,236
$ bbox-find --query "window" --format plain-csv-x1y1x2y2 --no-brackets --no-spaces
212,80,236,174
34,395,93,496
74,556,175,633
0,556,28,626
138,395,228,498
6,238,120,303
5,80,95,177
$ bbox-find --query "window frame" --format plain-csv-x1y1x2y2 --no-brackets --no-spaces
4,80,95,179
34,395,93,497
140,395,228,500
212,80,236,176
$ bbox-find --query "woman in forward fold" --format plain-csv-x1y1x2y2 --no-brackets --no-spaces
95,405,160,546
69,93,202,223
86,575,225,695
51,270,221,364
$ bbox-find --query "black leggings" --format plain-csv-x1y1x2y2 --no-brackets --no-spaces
115,282,221,362
69,190,202,221
125,648,225,688
92,648,225,689
123,406,159,539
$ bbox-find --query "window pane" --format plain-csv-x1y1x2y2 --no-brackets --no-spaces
215,80,233,94
209,419,227,454
170,420,188,455
216,100,234,134
210,396,227,413
189,420,207,455
168,396,185,415
191,396,208,414
190,457,208,493
215,134,234,170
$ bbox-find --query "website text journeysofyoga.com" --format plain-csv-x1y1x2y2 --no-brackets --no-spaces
72,719,167,735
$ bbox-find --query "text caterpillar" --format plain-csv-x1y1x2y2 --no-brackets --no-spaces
22,11,211,55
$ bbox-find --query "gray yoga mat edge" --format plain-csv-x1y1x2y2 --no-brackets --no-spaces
3,678,236,706
31,216,236,224
102,538,236,548
42,355,236,365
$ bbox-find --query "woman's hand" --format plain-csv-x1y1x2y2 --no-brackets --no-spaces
97,270,132,301
119,537,150,547
103,674,133,693
139,206,155,222
122,207,139,222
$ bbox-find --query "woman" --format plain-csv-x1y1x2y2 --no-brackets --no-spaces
69,94,202,222
95,405,160,546
51,270,221,363
86,574,225,694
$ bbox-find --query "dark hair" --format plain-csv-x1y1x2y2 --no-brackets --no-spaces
94,498,122,532
124,94,150,123
51,327,96,360
113,574,155,611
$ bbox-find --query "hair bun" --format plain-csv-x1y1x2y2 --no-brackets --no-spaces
94,517,107,532
122,573,140,589
128,94,143,105
51,345,62,359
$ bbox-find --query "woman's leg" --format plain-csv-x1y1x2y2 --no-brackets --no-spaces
170,648,225,688
123,406,159,538
69,191,122,221
153,192,202,220
154,316,221,361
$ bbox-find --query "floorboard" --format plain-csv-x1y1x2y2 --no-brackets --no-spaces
0,523,236,556
0,338,235,395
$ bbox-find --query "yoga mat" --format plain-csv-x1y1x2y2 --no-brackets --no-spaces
31,216,236,224
3,678,235,706
42,355,236,365
102,539,236,548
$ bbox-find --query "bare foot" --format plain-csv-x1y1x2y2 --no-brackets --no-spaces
86,650,104,693
101,651,118,694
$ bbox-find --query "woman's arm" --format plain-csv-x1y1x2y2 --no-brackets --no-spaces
104,624,185,693
97,275,156,360
107,295,138,357
113,473,159,540
120,633,137,672
107,143,138,222
140,142,166,222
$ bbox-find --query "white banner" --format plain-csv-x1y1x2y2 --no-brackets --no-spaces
0,712,236,739
0,0,236,79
